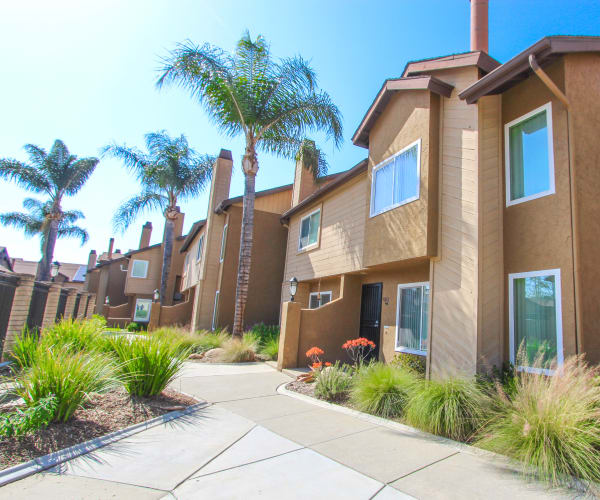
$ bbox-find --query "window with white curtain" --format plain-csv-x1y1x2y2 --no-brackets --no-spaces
396,282,429,355
370,139,420,217
298,208,321,251
505,102,555,206
509,269,563,374
309,291,332,309
196,234,205,262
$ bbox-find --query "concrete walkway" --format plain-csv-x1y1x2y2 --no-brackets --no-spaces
0,362,583,499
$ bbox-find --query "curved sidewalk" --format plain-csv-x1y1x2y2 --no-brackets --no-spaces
1,362,581,499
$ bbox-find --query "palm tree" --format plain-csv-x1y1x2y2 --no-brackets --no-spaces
157,32,343,336
103,131,214,304
1,198,89,256
0,140,99,280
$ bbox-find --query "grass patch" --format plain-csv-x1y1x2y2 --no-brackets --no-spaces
109,335,189,397
15,348,121,422
350,363,416,418
478,356,600,486
219,332,259,363
150,327,228,354
405,376,490,441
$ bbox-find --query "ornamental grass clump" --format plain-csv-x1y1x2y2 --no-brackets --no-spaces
15,348,121,422
350,363,417,418
478,356,600,486
42,318,104,354
259,334,279,360
9,328,41,370
110,335,189,397
315,362,352,402
405,376,490,442
151,326,227,354
219,332,259,363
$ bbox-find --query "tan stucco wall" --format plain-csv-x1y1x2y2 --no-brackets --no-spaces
232,188,292,214
125,245,162,296
564,53,600,363
501,59,577,361
364,90,439,266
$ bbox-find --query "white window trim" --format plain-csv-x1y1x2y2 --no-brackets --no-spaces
508,268,563,375
130,259,148,278
505,102,555,207
297,207,321,252
370,138,421,218
309,291,332,309
212,290,220,330
220,224,228,262
395,281,429,356
196,234,205,262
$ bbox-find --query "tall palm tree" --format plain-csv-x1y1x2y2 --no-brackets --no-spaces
157,32,343,336
103,131,214,304
0,140,99,280
1,198,89,256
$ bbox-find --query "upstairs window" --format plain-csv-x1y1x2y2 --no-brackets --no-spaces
505,103,555,206
130,260,148,278
309,291,332,309
298,208,321,251
370,139,420,217
196,234,205,262
396,282,429,355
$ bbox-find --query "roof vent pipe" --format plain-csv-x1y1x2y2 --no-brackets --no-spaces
470,0,489,53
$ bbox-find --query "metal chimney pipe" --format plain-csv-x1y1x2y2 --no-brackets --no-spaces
470,0,489,53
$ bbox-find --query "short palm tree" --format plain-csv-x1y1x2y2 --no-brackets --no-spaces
103,131,214,304
157,32,343,336
0,140,99,280
1,198,89,255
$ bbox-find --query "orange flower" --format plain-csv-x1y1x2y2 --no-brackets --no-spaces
306,346,324,358
325,362,332,367
312,362,323,369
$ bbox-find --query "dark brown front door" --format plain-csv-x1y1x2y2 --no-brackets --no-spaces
359,283,382,357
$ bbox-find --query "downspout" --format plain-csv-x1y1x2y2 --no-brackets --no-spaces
529,54,582,355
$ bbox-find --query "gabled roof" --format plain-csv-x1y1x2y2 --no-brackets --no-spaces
352,76,454,149
280,159,368,223
214,184,293,215
92,255,128,270
459,36,600,104
402,51,500,77
179,219,207,253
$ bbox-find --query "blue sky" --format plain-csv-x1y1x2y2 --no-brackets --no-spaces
1,0,599,264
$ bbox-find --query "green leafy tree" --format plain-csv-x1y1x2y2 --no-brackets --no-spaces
1,198,89,257
0,140,98,280
157,32,343,336
103,131,214,304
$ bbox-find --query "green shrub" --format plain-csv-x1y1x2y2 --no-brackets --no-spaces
478,356,600,486
110,335,189,397
350,363,416,418
42,318,104,353
248,323,279,342
405,377,489,441
15,348,121,422
151,327,228,354
219,332,259,363
127,322,142,332
259,335,279,360
315,362,352,402
0,395,57,437
391,353,426,376
9,328,41,370
193,329,228,353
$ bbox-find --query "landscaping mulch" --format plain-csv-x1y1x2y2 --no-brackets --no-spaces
0,388,197,471
286,379,316,398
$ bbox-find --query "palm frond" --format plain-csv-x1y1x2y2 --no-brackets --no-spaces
62,157,100,195
61,209,85,224
0,211,44,237
102,143,150,181
112,191,167,232
23,144,47,169
0,158,50,192
57,225,89,245
22,197,46,215
296,139,329,179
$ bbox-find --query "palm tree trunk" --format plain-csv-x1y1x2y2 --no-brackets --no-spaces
37,218,58,281
160,214,175,305
232,149,258,337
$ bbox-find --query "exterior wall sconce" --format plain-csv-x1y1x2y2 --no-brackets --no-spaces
153,289,160,302
104,296,110,305
289,277,298,302
50,261,60,280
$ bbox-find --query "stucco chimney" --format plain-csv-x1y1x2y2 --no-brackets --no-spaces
108,237,114,259
208,149,233,213
291,160,319,208
139,221,152,249
470,0,489,53
87,250,97,270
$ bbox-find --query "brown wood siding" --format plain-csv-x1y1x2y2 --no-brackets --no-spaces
283,173,368,283
430,67,480,377
232,189,292,214
565,54,600,363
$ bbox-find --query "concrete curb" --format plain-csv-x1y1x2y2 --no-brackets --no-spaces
276,382,500,461
0,400,209,487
